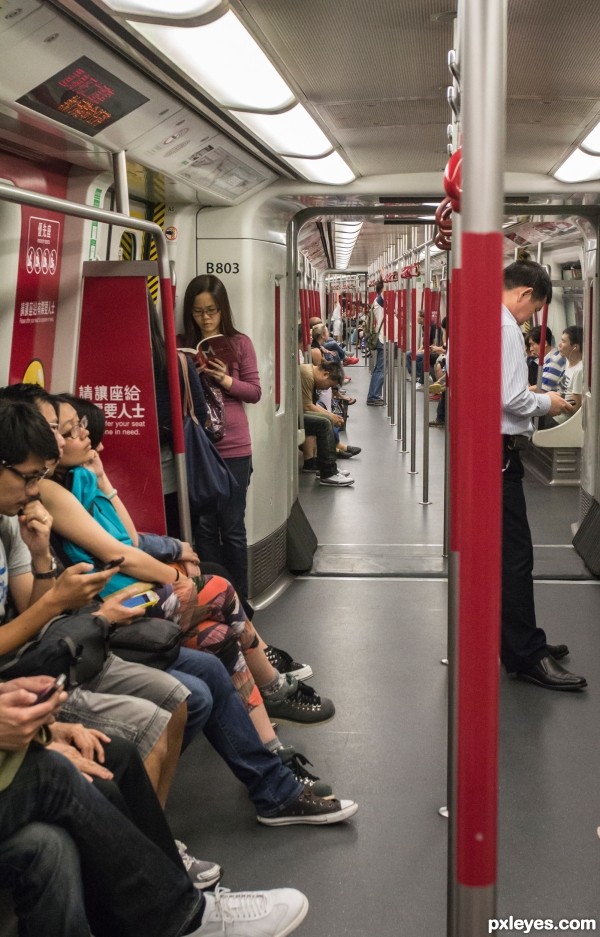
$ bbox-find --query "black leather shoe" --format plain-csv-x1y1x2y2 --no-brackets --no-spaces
516,655,587,691
546,643,569,661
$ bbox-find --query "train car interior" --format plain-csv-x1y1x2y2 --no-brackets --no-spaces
0,1,599,935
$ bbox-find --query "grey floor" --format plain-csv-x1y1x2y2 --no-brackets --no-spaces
168,363,600,936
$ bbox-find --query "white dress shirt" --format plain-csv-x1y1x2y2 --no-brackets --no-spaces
501,305,551,436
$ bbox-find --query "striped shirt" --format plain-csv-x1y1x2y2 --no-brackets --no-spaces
501,305,551,436
541,348,567,392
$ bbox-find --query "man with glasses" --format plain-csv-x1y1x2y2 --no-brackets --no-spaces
501,260,586,690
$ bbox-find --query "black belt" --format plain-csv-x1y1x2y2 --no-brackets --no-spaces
503,434,530,451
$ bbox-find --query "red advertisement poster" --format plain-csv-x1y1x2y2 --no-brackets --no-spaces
76,272,166,534
9,207,63,386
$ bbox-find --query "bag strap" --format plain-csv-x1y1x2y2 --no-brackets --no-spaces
177,352,199,425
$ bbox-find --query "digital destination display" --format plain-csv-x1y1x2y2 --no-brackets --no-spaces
17,56,149,137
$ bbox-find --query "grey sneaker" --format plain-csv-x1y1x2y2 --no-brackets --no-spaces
278,745,333,798
316,469,351,478
195,886,309,937
319,472,354,487
264,644,313,681
176,840,222,890
257,787,358,827
263,675,335,725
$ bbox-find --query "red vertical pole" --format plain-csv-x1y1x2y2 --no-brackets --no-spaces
450,0,505,933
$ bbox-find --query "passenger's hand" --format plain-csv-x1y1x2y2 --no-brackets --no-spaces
545,391,574,417
84,449,105,479
47,741,114,783
0,677,67,750
330,413,344,427
50,563,116,610
201,358,233,391
50,722,110,762
18,499,53,556
179,542,200,565
97,585,146,626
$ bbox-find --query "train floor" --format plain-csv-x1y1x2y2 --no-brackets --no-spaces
168,363,600,937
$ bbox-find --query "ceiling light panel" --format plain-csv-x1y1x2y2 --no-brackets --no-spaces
230,104,332,157
554,148,600,183
105,0,223,16
284,151,355,185
129,12,295,110
580,121,600,155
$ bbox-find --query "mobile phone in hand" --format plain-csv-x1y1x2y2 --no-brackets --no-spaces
98,557,124,571
121,590,159,610
34,673,67,704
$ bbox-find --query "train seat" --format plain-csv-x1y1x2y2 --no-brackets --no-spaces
523,408,583,486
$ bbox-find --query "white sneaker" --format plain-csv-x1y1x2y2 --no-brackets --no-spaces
319,472,354,487
175,840,222,890
415,382,424,391
316,469,351,478
193,886,309,937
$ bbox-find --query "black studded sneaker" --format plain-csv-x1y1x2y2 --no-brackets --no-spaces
263,675,335,726
264,644,313,681
277,745,333,797
257,787,358,827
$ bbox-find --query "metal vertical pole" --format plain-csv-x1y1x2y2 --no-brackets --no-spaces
421,242,432,505
449,1,506,935
409,285,418,475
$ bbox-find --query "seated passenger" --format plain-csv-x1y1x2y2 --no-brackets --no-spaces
0,677,309,937
0,390,358,823
526,325,567,392
300,362,355,487
553,325,583,424
0,400,193,809
48,395,335,735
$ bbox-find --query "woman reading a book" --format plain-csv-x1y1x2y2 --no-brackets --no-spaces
181,274,261,602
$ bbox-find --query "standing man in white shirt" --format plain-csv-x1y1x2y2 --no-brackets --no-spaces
501,260,587,690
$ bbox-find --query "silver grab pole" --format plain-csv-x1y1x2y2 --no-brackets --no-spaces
408,283,418,475
421,242,433,505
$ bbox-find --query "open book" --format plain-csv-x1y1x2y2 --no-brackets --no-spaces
179,334,236,371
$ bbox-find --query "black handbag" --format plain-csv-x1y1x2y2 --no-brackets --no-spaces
0,608,109,688
178,353,237,515
109,617,181,670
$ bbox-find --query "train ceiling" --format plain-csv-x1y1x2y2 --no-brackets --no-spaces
1,0,599,273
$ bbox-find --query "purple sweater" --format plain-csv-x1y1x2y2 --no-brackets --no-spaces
213,333,261,459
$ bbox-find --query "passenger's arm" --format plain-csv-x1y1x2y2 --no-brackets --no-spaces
8,501,57,612
303,402,342,425
38,479,178,585
84,451,138,545
0,563,117,655
214,336,261,402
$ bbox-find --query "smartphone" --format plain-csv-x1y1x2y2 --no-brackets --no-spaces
121,590,159,610
99,557,125,571
34,673,67,704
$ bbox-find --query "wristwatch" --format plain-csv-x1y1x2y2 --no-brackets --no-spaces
33,556,58,579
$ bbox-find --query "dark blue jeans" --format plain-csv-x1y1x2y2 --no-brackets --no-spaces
303,412,339,479
195,455,252,601
0,746,203,937
367,341,385,401
170,647,301,815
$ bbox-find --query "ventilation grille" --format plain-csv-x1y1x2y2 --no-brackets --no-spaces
248,523,287,599
572,498,600,576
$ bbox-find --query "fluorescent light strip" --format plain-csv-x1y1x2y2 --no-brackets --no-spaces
129,12,295,110
581,121,600,155
105,0,222,16
230,104,332,157
554,148,600,183
284,152,355,185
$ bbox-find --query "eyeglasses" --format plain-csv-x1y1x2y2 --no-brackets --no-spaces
0,461,51,487
192,305,220,318
60,415,88,439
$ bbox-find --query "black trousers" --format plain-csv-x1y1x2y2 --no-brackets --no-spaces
501,445,548,671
